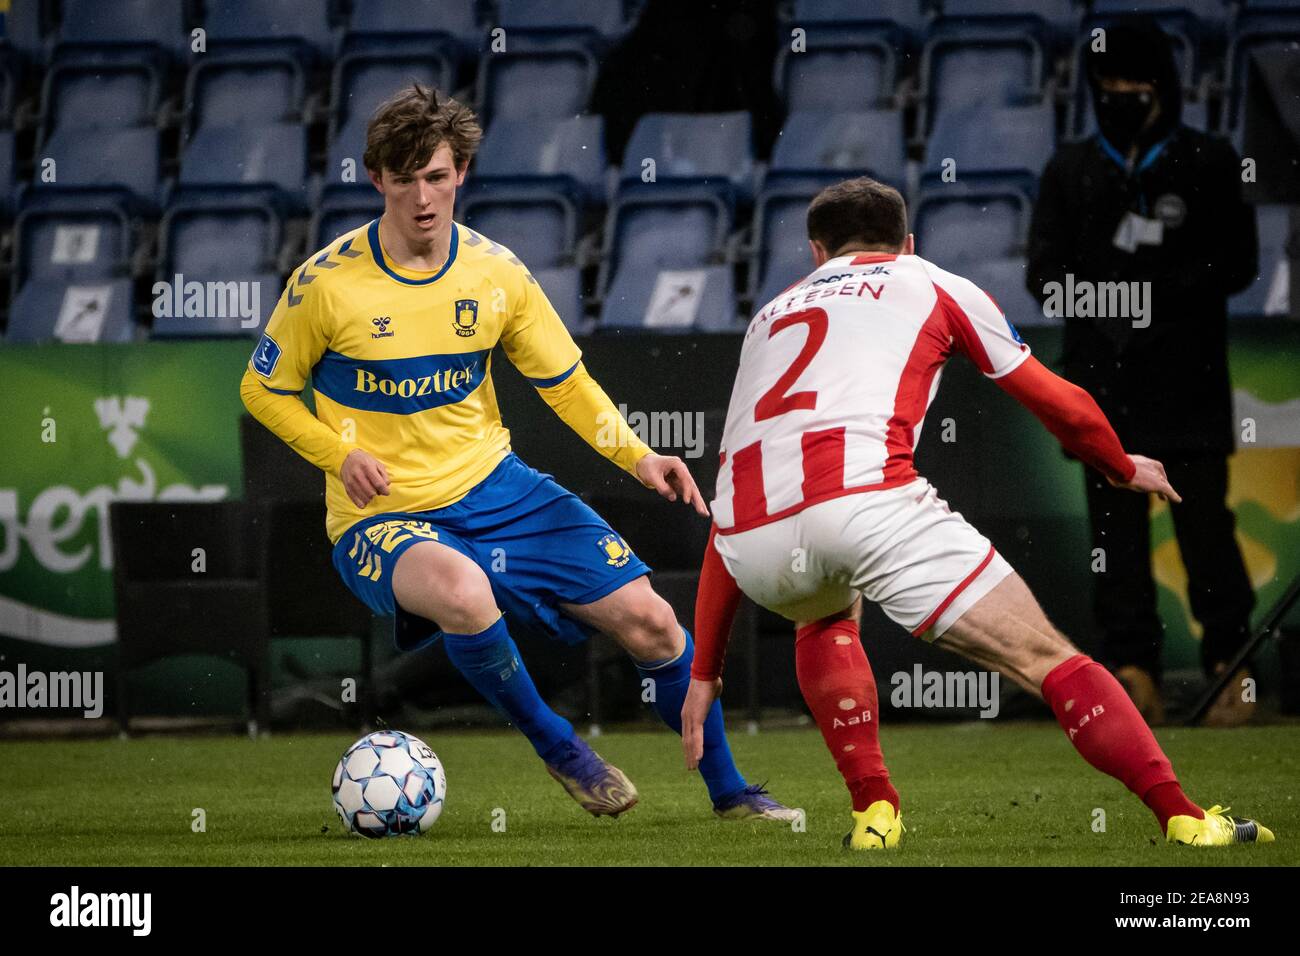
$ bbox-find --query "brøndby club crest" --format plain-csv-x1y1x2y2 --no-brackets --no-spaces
453,299,480,337
598,534,633,568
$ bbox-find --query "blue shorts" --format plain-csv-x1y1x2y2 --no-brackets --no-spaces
331,453,651,651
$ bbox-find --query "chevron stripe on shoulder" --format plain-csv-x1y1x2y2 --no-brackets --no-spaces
461,226,538,284
286,234,366,307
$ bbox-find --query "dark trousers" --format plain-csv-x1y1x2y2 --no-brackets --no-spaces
1084,453,1255,681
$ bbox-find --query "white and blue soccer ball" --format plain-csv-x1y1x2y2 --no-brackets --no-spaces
331,731,447,838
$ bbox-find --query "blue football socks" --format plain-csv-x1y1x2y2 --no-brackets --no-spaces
441,616,574,760
635,627,746,803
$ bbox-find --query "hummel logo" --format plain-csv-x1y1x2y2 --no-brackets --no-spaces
371,316,394,339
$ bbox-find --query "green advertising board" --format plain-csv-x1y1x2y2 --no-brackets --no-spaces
0,328,1296,714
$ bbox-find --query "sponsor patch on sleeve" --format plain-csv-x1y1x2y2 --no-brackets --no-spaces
251,333,283,377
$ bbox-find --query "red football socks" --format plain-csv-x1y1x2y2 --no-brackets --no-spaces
795,618,900,813
1041,654,1202,830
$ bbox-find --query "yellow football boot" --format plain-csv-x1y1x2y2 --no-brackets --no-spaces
1166,805,1275,846
842,800,904,850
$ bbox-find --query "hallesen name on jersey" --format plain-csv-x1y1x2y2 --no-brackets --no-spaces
750,265,893,334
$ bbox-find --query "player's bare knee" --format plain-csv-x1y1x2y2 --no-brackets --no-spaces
436,574,499,634
622,593,683,662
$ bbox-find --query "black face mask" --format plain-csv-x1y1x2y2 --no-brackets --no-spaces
1095,89,1156,151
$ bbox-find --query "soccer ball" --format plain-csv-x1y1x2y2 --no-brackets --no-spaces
331,730,447,838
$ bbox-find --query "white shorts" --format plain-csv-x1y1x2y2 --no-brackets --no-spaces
713,478,1014,639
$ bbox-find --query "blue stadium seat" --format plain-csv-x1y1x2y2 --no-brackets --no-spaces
619,112,754,201
495,0,633,50
147,272,278,337
915,191,1031,268
939,0,1080,43
179,123,307,203
767,110,906,192
1230,204,1294,319
1224,7,1300,137
40,61,160,140
963,257,1056,328
185,56,304,134
160,202,280,278
326,53,455,192
597,192,731,301
10,201,138,342
8,278,136,342
473,115,605,202
460,192,577,269
344,0,480,57
477,49,598,123
920,32,1048,132
601,264,738,332
200,0,335,62
15,205,131,285
153,201,282,336
775,38,897,111
922,103,1055,194
749,189,816,311
786,0,929,49
331,53,454,136
311,194,382,250
54,0,190,62
1090,0,1228,40
36,126,160,208
532,266,586,333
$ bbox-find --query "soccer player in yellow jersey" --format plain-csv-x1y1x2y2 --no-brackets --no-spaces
241,85,793,820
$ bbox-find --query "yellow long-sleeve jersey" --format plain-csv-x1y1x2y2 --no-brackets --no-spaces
240,219,652,543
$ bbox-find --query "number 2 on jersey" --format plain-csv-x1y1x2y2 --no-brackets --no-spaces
754,308,828,422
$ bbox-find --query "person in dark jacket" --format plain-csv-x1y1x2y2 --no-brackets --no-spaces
1026,17,1259,725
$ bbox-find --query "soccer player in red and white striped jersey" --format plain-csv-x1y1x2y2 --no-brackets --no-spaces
682,177,1273,849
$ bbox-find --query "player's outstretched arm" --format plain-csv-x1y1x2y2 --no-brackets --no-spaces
635,453,709,516
1108,454,1182,502
239,368,358,476
683,525,741,769
993,356,1181,502
532,362,707,513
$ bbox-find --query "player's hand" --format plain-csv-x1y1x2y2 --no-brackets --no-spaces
1109,454,1182,504
635,453,709,516
681,676,722,770
341,449,391,508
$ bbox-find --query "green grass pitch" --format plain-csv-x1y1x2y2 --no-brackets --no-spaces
0,723,1294,866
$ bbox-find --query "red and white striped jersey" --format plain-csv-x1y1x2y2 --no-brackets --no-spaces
711,253,1031,533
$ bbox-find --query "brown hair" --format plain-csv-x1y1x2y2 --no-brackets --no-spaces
363,83,483,175
806,177,908,255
